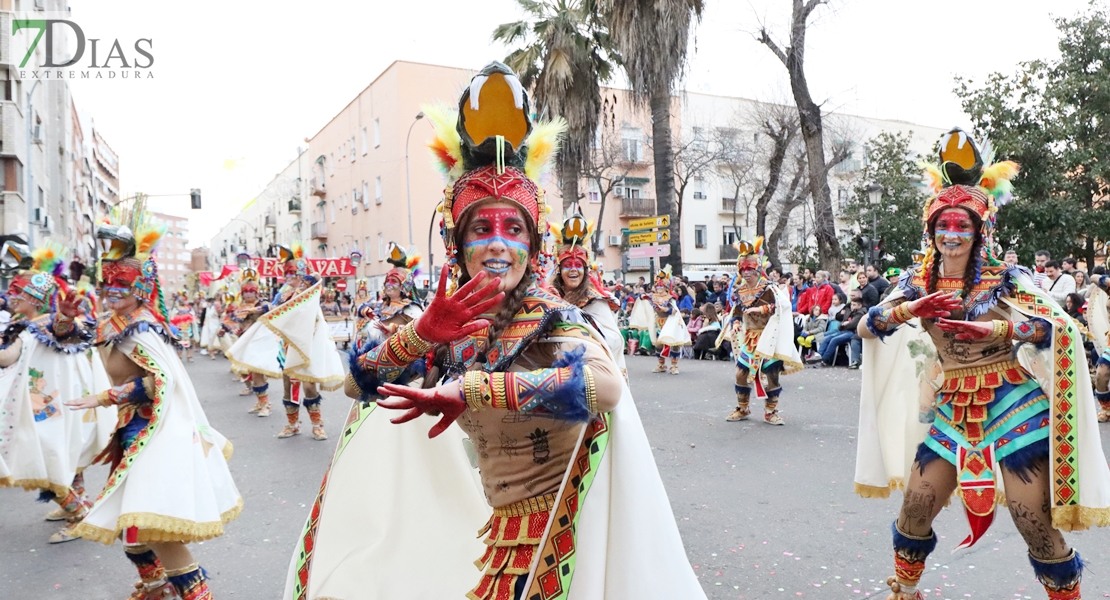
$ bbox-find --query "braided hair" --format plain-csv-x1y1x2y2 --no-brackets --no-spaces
926,208,984,302
454,202,542,362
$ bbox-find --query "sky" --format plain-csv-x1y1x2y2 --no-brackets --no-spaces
64,0,1096,247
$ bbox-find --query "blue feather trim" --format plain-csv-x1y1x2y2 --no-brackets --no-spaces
1000,438,1050,484
891,522,937,560
1029,550,1084,589
37,490,56,503
865,306,898,340
252,383,269,394
538,344,591,422
24,322,94,354
914,442,942,475
346,338,428,402
1094,389,1110,403
896,269,921,302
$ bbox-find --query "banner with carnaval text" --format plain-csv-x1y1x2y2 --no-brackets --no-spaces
214,258,357,280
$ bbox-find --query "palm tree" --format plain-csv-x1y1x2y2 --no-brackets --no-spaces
603,0,703,274
494,0,614,212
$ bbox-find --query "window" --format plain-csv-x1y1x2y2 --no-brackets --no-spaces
796,228,805,246
625,187,641,199
374,119,381,148
621,127,642,162
328,154,335,175
365,236,371,261
330,199,336,223
694,225,707,249
722,226,739,246
377,233,384,261
362,181,369,206
375,176,382,205
693,177,705,200
350,137,356,161
588,191,600,204
361,128,368,155
837,187,848,211
721,197,737,213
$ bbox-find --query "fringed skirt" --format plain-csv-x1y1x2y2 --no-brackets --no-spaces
467,493,556,600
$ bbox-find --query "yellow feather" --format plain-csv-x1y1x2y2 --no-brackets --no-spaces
753,237,764,255
524,117,567,183
979,161,1020,191
422,103,464,181
920,162,944,193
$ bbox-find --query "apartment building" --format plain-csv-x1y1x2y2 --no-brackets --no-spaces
214,60,947,287
151,211,192,293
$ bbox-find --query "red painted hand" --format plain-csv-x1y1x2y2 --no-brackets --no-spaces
56,291,82,319
907,291,962,320
934,318,993,341
376,380,465,438
414,265,504,345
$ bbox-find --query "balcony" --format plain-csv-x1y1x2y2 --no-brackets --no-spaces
310,221,328,240
264,215,276,228
720,197,738,214
310,176,326,197
620,196,655,218
288,198,301,214
719,244,739,262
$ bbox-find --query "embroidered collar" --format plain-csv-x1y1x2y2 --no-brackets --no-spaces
731,277,772,310
902,264,1019,320
445,286,588,375
98,307,178,347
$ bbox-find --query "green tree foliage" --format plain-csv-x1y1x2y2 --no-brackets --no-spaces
955,5,1110,265
837,132,928,270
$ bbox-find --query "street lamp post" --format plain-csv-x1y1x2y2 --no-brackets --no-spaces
866,183,883,267
404,112,426,247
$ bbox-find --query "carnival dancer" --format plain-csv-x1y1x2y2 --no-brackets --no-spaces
1083,269,1110,422
171,293,197,363
854,129,1110,600
723,238,802,425
0,241,114,543
550,207,626,376
227,268,274,415
648,266,688,374
353,243,424,351
230,244,344,440
65,199,242,600
320,287,341,317
200,291,224,359
296,61,706,600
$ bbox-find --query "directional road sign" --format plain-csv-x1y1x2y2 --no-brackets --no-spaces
628,244,672,259
628,215,670,231
628,230,670,245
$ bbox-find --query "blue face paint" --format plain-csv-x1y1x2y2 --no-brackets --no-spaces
935,229,974,239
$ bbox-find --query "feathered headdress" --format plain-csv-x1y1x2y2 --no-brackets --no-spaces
918,128,1020,270
551,205,594,267
8,241,68,308
426,61,566,294
733,237,768,277
96,194,170,323
278,241,309,276
384,242,422,298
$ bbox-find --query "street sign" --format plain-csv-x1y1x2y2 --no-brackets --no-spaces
628,244,671,259
628,215,670,231
335,279,348,291
628,230,670,245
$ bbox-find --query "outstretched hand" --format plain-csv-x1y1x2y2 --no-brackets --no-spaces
376,380,465,438
934,318,993,341
56,291,82,319
907,291,962,320
414,265,504,345
64,394,100,410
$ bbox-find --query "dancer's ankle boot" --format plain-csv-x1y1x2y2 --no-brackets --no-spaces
885,523,936,600
726,385,751,421
1029,549,1083,600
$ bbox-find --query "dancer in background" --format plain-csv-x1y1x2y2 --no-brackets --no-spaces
67,199,241,600
724,238,802,425
649,267,687,374
855,129,1110,600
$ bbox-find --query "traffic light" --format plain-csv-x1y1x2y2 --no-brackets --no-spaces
855,236,885,266
190,188,201,209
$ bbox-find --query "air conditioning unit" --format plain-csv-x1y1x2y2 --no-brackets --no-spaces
608,235,621,247
614,187,624,198
42,215,52,232
32,125,43,144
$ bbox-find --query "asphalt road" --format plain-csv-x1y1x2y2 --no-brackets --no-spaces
2,351,1109,599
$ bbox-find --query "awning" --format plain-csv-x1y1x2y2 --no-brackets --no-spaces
622,176,650,186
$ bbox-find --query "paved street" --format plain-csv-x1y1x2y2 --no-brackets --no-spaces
2,352,1109,599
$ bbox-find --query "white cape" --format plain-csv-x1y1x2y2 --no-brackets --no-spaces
753,284,803,373
200,306,222,352
0,331,114,495
76,330,242,544
283,328,705,600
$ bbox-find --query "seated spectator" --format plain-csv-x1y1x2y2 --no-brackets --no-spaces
857,271,879,308
817,298,866,368
796,304,828,361
693,303,726,360
828,292,847,322
687,308,704,345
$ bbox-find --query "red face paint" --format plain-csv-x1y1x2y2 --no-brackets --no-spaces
463,206,530,269
561,257,587,270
